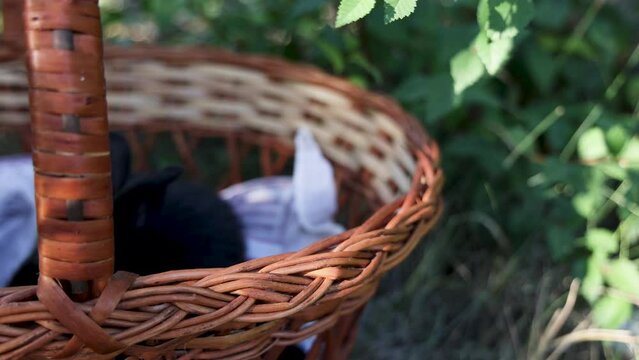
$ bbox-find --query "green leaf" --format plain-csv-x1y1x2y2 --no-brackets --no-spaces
606,125,630,156
585,228,618,255
335,0,376,27
603,258,639,297
450,47,485,95
620,215,639,246
619,137,639,168
582,252,606,303
478,0,534,41
474,32,514,75
383,0,417,24
578,127,609,161
592,295,632,329
573,190,603,220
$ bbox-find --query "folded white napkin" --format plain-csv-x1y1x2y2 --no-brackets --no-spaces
0,154,37,287
220,128,345,259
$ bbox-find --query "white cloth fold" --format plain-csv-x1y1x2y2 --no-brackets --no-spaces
220,128,345,259
0,155,37,287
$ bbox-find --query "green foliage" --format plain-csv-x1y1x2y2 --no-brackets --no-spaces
334,0,419,27
99,0,639,352
335,0,376,27
604,259,639,297
477,0,534,41
578,127,609,161
592,295,632,329
450,46,485,95
383,0,418,24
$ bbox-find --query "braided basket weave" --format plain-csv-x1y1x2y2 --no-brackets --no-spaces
0,1,443,359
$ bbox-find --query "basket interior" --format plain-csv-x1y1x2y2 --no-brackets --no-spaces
0,48,442,360
0,51,419,226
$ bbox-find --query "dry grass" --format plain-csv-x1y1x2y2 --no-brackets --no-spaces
350,214,631,360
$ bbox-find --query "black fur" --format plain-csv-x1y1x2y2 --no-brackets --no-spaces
109,132,245,275
10,133,244,283
112,166,245,274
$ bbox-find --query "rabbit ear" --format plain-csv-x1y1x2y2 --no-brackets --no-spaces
109,132,132,194
292,128,338,230
115,166,183,201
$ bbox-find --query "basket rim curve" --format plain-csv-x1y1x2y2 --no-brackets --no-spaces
0,44,444,360
105,45,433,150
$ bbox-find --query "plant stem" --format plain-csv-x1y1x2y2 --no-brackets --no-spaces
503,106,565,168
560,43,639,160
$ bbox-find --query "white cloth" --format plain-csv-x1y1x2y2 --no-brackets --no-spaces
221,128,345,259
0,155,37,287
220,128,344,353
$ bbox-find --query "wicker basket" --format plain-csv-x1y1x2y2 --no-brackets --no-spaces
0,1,444,359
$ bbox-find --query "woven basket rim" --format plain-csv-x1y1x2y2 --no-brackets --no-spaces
102,45,432,149
0,44,444,359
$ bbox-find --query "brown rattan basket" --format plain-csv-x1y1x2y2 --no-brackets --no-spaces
0,1,444,359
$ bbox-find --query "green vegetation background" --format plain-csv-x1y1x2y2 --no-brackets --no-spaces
97,0,639,358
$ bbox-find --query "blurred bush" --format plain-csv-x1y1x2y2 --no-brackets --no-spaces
98,0,639,357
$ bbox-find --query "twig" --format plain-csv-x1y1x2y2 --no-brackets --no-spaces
532,279,580,360
547,329,639,360
503,106,565,168
502,305,521,358
527,273,552,359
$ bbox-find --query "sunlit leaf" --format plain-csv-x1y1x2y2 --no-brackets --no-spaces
578,127,609,161
592,295,632,329
573,190,603,220
384,0,418,24
474,32,514,75
478,0,534,41
620,215,639,246
451,47,485,95
603,258,639,297
582,252,606,303
619,137,639,168
336,0,376,27
585,228,617,255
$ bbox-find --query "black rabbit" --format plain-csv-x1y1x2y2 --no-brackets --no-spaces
112,167,245,275
110,132,246,275
10,133,245,283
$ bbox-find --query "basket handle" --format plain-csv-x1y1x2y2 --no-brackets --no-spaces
25,0,114,297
